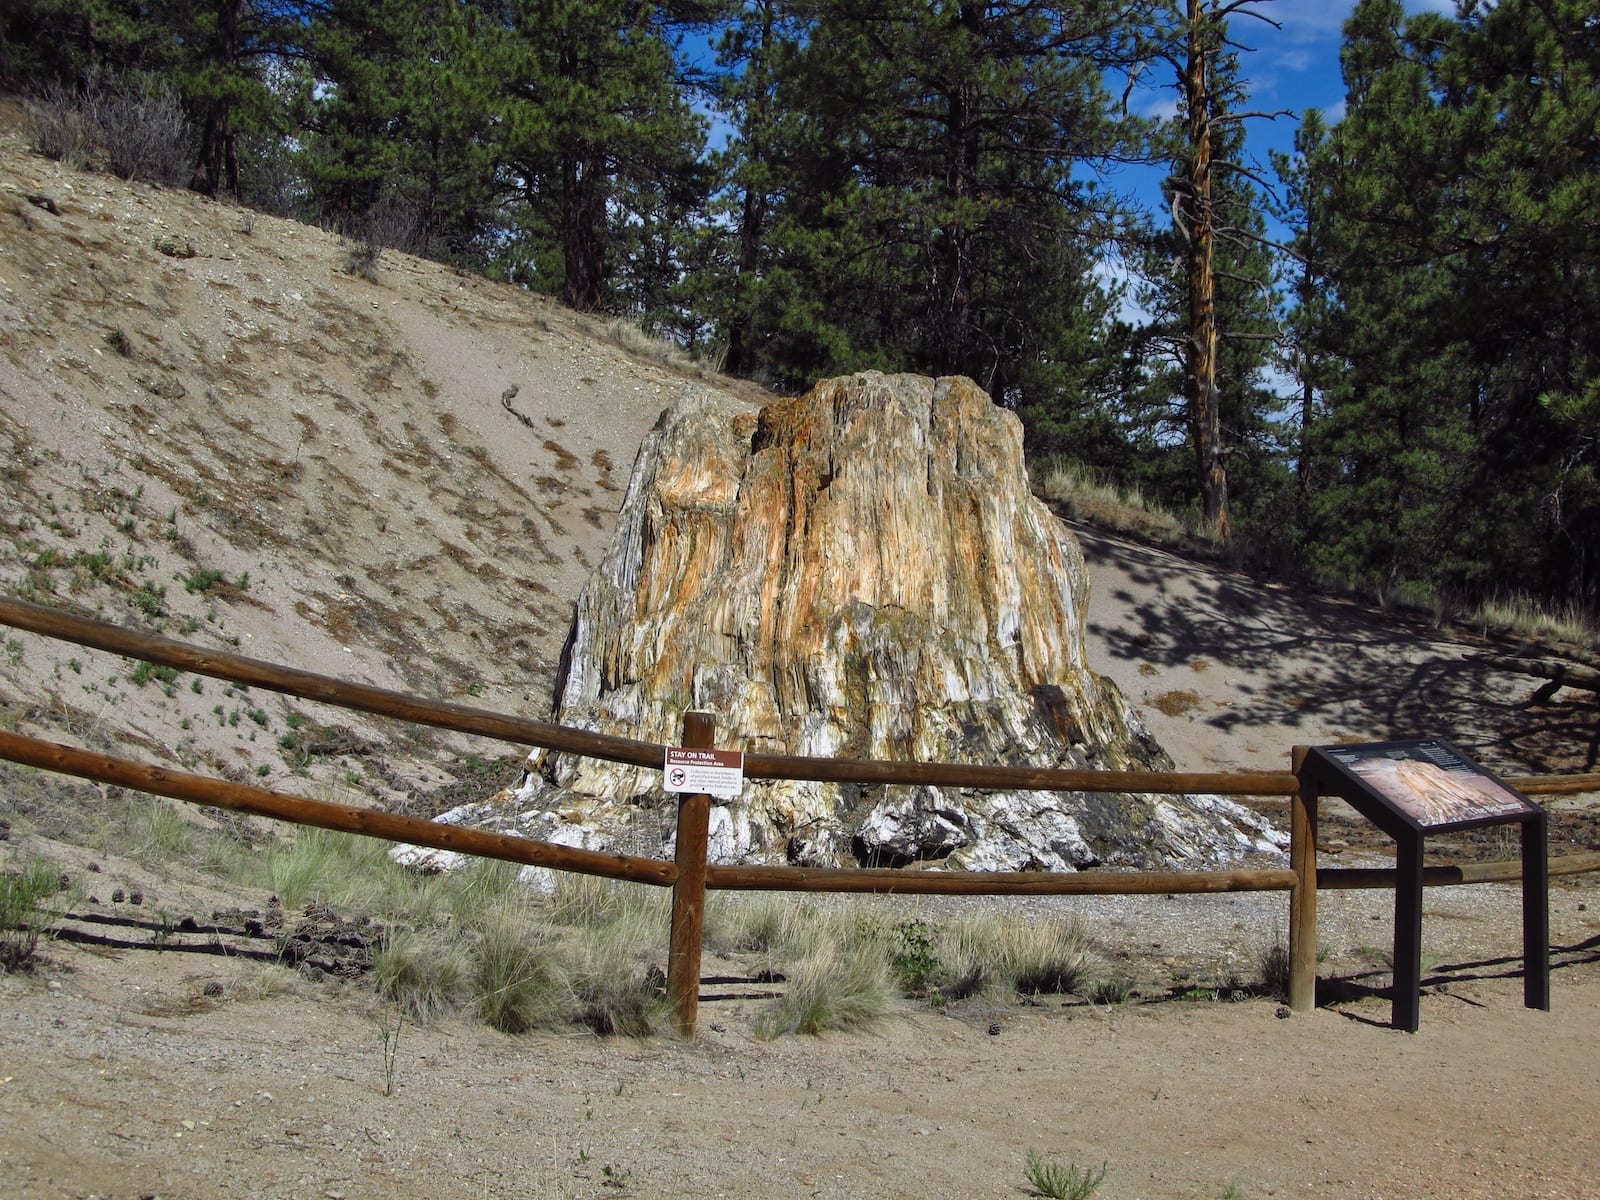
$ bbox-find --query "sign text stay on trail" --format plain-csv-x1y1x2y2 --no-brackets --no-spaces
662,747,744,800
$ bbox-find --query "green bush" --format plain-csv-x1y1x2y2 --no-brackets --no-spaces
0,858,67,972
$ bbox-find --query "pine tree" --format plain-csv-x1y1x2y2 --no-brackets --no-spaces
1301,0,1600,607
718,1,1147,406
156,0,301,197
496,0,707,311
1127,0,1286,543
300,0,415,230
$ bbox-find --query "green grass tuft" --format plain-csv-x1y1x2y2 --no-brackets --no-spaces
472,910,574,1034
0,857,68,972
1024,1149,1108,1200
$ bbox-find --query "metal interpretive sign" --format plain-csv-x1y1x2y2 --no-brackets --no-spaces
1301,739,1548,1032
1314,740,1540,831
663,746,745,800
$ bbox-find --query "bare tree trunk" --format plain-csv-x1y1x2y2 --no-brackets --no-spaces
1181,0,1230,541
191,0,242,198
562,147,606,312
932,3,983,381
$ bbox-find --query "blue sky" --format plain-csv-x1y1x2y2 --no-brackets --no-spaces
1102,1,1461,259
1198,1,1459,189
1101,2,1466,368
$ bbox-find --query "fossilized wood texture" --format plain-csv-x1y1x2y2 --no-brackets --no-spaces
430,373,1281,873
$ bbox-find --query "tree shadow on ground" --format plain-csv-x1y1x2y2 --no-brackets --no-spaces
1072,524,1600,775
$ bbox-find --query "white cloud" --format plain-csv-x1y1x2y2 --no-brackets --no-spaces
1136,96,1181,122
1272,5,1355,47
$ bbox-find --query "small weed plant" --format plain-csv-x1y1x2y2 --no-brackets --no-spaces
185,568,228,594
889,918,941,995
1024,1149,1108,1200
1087,976,1132,1005
1258,939,1291,1000
375,1005,403,1096
0,858,68,971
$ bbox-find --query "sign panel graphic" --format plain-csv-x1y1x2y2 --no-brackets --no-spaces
1318,739,1538,830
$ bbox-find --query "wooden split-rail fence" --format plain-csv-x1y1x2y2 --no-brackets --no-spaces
2,594,1597,1038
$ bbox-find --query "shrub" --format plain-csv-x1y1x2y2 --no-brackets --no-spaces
24,81,94,169
361,196,428,255
343,240,382,282
92,75,192,186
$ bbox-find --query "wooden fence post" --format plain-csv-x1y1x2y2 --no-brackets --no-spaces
1288,745,1319,1012
667,710,715,1040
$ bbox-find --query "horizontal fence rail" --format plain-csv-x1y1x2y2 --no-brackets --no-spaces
704,862,1298,895
0,597,1299,798
3,593,1598,1037
1320,853,1600,890
4,723,1591,896
0,729,676,887
0,596,665,768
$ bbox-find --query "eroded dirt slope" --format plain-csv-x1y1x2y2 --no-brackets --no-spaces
0,120,759,803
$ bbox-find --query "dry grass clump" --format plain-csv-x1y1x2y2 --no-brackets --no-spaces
704,891,800,962
588,316,727,382
372,927,474,1022
569,924,669,1037
937,912,1095,1000
1151,688,1205,718
370,866,667,1036
470,910,574,1034
1032,457,1191,545
10,777,1121,1040
1472,593,1598,650
752,907,898,1039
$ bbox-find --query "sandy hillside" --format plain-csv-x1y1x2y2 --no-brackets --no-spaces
3,106,1600,1200
0,111,765,807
